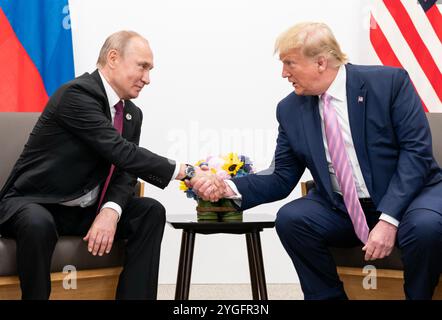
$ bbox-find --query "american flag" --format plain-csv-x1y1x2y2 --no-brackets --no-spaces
370,0,441,112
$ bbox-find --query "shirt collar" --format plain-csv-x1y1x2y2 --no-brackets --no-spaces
98,70,124,109
322,64,346,102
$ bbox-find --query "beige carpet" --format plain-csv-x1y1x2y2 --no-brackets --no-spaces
158,283,303,300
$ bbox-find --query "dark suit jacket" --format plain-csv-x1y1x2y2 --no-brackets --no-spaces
233,64,442,222
0,70,175,224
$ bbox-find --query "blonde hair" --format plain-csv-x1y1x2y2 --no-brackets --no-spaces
274,22,348,67
96,30,144,67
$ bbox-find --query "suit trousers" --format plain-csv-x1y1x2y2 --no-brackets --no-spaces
275,194,442,300
0,196,166,300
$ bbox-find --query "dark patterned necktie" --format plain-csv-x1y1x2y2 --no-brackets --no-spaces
96,101,124,212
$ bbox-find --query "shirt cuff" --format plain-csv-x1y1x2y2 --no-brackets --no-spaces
101,201,122,222
379,213,399,227
224,180,242,200
171,162,181,181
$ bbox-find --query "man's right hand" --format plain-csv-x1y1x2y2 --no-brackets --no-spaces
83,207,118,256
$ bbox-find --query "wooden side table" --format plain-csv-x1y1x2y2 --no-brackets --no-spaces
167,214,275,300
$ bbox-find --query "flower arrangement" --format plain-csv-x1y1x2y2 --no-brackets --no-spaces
180,152,255,220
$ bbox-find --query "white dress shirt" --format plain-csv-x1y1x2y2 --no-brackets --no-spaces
61,71,181,220
226,65,399,227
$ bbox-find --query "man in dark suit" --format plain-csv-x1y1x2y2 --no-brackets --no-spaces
0,30,214,299
192,22,442,299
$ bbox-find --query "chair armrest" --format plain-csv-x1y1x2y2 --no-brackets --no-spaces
134,181,145,197
300,180,315,196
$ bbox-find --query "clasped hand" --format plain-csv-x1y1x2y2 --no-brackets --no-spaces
185,166,227,202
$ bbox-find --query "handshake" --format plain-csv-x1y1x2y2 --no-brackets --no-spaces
181,164,235,202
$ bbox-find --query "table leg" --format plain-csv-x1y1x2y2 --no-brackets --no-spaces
251,231,268,300
175,231,188,299
174,230,196,300
246,233,259,300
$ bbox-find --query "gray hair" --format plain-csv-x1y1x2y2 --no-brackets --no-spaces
96,30,144,67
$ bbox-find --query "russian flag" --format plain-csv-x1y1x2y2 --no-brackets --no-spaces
0,0,74,112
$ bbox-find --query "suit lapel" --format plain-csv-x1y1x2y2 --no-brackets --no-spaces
302,96,334,199
345,65,373,193
91,70,112,121
121,101,135,138
91,70,135,139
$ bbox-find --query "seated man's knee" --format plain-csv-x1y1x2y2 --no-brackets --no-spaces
143,198,166,226
16,204,58,242
275,200,308,236
400,209,442,249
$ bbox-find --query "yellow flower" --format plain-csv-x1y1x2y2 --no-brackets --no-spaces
222,152,244,176
179,181,188,191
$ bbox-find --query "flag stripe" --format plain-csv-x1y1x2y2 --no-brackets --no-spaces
426,3,442,43
371,2,440,112
383,0,442,103
370,14,429,112
369,15,402,67
0,0,74,112
402,0,442,71
0,0,74,97
0,8,48,112
372,1,441,112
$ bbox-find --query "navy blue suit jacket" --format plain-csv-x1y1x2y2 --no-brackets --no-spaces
233,64,442,222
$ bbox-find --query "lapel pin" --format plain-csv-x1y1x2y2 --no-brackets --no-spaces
358,96,364,103
126,113,132,121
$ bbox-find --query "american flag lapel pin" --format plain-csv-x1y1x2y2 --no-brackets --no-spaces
358,96,364,103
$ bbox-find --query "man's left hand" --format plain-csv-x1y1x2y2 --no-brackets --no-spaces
362,220,397,261
83,207,118,256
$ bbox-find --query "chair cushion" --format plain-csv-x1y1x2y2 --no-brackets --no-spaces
0,236,125,276
330,246,403,270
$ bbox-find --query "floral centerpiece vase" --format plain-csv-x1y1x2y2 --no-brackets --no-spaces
180,153,254,221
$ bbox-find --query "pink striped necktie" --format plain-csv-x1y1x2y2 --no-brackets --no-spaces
321,93,369,244
96,101,124,212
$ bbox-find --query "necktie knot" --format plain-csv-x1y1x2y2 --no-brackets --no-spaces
114,101,124,114
321,92,331,105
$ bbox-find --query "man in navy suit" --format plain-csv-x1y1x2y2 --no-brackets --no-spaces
192,22,442,299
